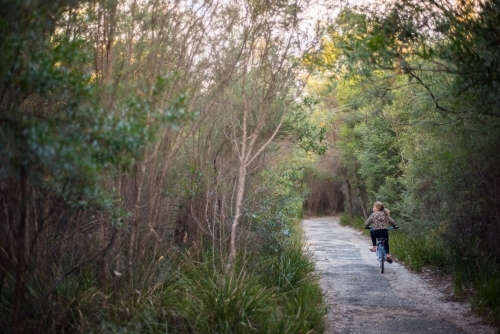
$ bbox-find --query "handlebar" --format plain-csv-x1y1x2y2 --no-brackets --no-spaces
365,226,398,230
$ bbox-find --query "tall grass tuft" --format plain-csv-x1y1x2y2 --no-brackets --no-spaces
473,268,500,320
151,236,326,333
339,215,366,230
167,254,276,333
390,233,450,272
77,241,324,332
257,238,326,333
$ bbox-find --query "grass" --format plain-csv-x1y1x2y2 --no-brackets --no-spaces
390,233,450,272
1,223,326,333
339,214,500,324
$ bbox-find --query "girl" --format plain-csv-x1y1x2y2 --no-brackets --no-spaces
364,201,398,263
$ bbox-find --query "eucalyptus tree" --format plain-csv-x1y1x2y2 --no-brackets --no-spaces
202,0,315,271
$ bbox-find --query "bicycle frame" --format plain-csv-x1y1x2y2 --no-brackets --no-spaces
376,237,387,273
369,227,394,274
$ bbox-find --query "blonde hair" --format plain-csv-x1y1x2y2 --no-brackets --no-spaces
374,201,390,222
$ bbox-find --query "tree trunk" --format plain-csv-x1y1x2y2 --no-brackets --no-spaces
11,164,29,333
228,163,247,272
347,179,353,224
127,162,146,285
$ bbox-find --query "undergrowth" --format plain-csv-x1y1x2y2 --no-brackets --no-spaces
0,224,326,333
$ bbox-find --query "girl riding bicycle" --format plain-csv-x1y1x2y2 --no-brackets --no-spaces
364,201,398,263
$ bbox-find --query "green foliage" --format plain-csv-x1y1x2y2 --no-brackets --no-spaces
173,258,274,333
335,80,403,206
259,239,316,294
309,1,500,321
1,0,325,332
245,158,308,253
473,269,500,320
165,240,325,334
389,232,450,272
0,1,186,218
5,235,325,333
181,238,325,333
0,264,102,332
339,215,366,231
255,238,326,333
283,97,328,155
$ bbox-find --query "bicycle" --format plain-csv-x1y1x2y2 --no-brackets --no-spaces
366,227,395,274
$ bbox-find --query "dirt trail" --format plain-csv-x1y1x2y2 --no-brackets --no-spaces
302,216,496,334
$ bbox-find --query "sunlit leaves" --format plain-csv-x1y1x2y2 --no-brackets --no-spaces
283,97,328,155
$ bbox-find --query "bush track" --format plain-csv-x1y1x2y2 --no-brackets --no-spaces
302,216,496,334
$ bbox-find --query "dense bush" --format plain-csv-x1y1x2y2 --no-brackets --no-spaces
309,0,500,322
0,0,326,332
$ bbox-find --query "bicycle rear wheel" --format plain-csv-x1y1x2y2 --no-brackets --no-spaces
379,248,386,273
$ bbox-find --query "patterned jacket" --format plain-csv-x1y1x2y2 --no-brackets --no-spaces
364,211,397,230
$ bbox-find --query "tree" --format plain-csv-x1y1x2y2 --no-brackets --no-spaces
0,0,169,329
223,0,312,271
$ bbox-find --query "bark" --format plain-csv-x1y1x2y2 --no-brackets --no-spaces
11,164,29,333
228,162,247,270
359,194,368,220
127,162,146,285
347,179,353,224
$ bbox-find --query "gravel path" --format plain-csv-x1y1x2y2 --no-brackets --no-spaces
302,216,497,334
